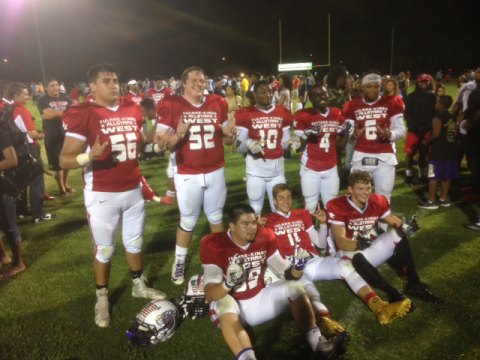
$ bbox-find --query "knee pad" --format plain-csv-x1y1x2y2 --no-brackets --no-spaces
179,215,198,232
303,281,321,303
336,259,356,279
247,180,264,202
125,236,143,254
344,269,368,294
287,280,306,301
304,197,318,214
95,245,115,263
206,210,223,225
216,294,239,317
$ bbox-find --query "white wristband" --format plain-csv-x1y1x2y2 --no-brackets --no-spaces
76,153,90,167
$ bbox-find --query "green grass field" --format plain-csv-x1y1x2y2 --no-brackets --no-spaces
1,84,479,359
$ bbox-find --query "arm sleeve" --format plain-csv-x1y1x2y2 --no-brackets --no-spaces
267,250,291,277
63,105,89,142
203,264,224,286
281,126,291,149
326,201,346,226
293,111,307,139
389,113,406,141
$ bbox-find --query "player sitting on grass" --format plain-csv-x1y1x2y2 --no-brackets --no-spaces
327,171,443,305
200,204,348,360
263,183,412,326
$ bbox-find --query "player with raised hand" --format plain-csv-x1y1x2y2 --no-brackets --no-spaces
327,171,443,305
264,183,412,326
60,63,166,328
292,84,350,212
155,66,236,286
343,71,406,203
200,204,347,360
147,75,172,107
235,80,292,216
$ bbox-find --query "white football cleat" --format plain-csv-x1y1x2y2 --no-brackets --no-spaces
132,275,166,300
171,260,186,285
94,288,110,328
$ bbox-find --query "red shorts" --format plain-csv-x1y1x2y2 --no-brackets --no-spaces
404,131,430,156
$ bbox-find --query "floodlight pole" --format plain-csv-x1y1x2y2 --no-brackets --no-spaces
278,18,283,64
327,13,331,66
389,25,395,75
32,0,47,85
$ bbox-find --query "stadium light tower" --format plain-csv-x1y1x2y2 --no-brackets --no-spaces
32,0,47,85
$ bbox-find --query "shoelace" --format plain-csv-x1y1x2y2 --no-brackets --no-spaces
173,262,185,278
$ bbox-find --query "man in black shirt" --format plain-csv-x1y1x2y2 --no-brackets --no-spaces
404,74,436,185
37,78,73,195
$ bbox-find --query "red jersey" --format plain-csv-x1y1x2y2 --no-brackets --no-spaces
343,96,404,154
235,105,292,160
200,227,278,301
0,98,13,110
265,209,318,263
12,102,37,144
84,94,96,104
147,87,172,106
293,107,345,171
63,99,143,192
124,91,143,106
327,193,391,241
157,94,228,174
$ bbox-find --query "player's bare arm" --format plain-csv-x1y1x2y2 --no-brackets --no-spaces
222,120,237,145
27,129,45,140
204,283,231,302
382,213,403,229
60,136,108,170
331,223,358,251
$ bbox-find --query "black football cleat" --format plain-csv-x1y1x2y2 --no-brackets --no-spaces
404,282,444,304
315,332,349,359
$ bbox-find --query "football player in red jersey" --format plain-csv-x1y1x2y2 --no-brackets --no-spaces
124,79,143,106
343,71,406,203
200,204,347,360
264,183,412,326
147,74,173,106
60,63,166,328
155,66,236,286
235,80,292,216
327,171,443,305
293,85,350,212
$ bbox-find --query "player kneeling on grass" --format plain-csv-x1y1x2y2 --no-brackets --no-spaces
263,183,413,326
60,63,166,328
200,204,348,360
327,170,443,306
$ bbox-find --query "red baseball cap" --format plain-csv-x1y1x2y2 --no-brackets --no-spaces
417,73,431,82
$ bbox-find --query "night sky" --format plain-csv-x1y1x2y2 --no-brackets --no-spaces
0,0,478,83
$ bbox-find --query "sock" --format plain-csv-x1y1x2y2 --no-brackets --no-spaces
166,190,176,198
363,291,378,305
96,284,108,290
131,269,143,280
237,348,256,360
390,237,421,285
406,169,413,176
175,245,188,263
352,253,404,302
306,327,321,351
